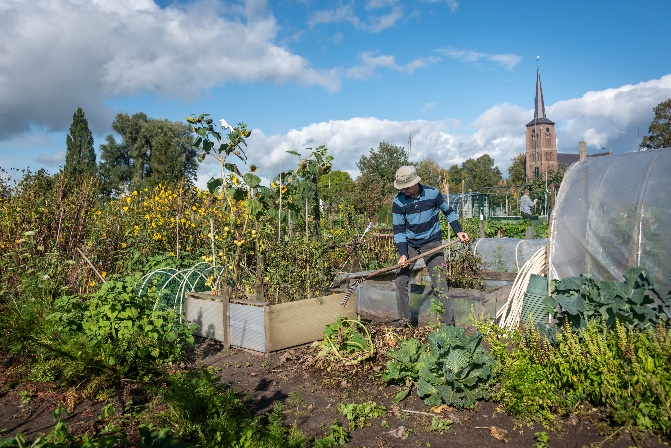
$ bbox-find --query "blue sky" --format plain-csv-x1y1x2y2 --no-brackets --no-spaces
1,0,670,188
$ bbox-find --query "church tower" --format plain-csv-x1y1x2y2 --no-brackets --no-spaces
525,67,557,179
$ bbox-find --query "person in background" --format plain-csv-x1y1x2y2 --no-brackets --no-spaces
520,189,537,220
391,165,469,327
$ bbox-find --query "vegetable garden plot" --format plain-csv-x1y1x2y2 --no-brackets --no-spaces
185,290,357,353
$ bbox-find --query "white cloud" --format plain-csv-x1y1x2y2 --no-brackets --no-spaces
345,52,440,79
549,75,671,153
438,47,522,71
0,0,339,140
308,2,403,32
193,74,671,187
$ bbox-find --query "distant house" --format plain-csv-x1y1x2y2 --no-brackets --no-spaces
525,67,611,178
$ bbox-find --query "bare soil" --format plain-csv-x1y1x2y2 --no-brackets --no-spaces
1,322,669,448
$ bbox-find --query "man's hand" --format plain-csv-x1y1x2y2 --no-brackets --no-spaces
398,255,408,268
456,231,469,243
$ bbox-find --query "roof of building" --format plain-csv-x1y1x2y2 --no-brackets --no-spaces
557,151,612,167
525,67,555,127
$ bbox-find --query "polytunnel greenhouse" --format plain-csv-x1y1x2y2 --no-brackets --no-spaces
548,148,671,296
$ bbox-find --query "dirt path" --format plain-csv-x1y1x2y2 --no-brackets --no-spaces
1,328,667,447
190,326,663,448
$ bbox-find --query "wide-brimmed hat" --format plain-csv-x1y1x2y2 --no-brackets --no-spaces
394,165,421,189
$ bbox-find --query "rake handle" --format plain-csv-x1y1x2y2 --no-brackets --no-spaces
364,238,461,280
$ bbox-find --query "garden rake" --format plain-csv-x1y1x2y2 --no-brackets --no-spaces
340,238,461,306
328,222,374,289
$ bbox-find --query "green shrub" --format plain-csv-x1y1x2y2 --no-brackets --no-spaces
479,317,671,435
45,273,195,383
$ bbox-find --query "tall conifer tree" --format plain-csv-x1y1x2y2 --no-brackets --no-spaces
64,107,96,180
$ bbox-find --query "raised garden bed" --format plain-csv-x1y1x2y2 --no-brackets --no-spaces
184,291,357,353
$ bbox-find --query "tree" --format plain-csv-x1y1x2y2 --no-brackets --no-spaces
99,113,197,195
446,164,463,194
355,141,409,221
144,119,197,188
416,159,449,191
99,113,147,195
63,108,96,181
356,142,410,198
460,154,502,192
640,98,671,150
353,172,389,221
507,153,526,186
318,169,355,206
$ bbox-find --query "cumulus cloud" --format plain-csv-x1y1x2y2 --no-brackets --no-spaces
194,74,671,188
549,75,671,152
0,0,338,140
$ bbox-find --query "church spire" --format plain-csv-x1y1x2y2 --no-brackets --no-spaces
535,67,546,121
527,65,554,126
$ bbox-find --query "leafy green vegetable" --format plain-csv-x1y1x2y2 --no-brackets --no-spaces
416,326,497,409
383,325,497,409
547,267,671,333
317,317,374,367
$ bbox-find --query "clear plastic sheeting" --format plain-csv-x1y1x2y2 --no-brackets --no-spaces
472,238,547,273
549,149,671,296
356,282,508,326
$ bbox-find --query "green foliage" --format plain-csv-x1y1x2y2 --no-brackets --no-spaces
507,153,526,186
415,159,449,189
478,321,574,428
534,431,549,448
640,98,671,150
383,326,496,409
336,402,387,430
547,267,671,332
312,422,350,447
382,338,425,402
478,314,671,435
434,231,484,289
317,317,374,367
46,273,195,382
460,154,503,193
0,170,98,301
317,170,356,212
0,404,120,447
356,141,409,198
429,416,453,434
99,112,197,196
416,326,497,409
155,368,305,448
456,217,548,239
64,107,97,182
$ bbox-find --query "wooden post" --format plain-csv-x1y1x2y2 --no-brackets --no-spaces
223,296,231,349
461,179,465,219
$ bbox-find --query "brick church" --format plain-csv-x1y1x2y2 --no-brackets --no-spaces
525,68,610,179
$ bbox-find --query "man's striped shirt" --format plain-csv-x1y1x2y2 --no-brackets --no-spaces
392,184,462,257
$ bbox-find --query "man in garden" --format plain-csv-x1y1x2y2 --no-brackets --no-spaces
392,165,469,327
520,189,537,220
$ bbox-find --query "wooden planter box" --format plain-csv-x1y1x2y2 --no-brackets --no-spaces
184,291,357,353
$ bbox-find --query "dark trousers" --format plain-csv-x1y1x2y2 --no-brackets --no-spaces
394,240,455,326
